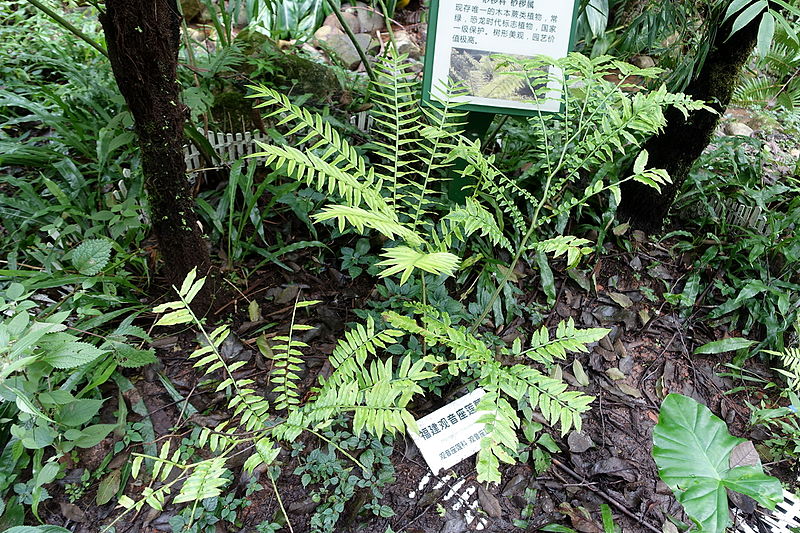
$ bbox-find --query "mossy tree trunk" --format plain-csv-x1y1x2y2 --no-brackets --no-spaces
100,0,211,294
617,5,761,232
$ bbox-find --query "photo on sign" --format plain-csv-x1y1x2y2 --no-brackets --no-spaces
448,48,550,103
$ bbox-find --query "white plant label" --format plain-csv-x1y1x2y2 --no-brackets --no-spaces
426,0,578,113
409,388,490,474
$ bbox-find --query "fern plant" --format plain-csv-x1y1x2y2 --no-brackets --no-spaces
765,318,800,392
118,48,715,522
734,26,800,110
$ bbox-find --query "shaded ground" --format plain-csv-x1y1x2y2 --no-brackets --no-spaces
39,228,796,533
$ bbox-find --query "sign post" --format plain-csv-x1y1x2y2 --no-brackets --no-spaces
421,0,581,200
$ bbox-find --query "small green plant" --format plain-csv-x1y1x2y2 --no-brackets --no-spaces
293,425,396,532
168,489,250,533
340,238,376,278
671,139,800,353
0,280,149,524
652,393,783,533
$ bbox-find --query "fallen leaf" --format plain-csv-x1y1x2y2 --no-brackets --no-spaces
609,292,633,308
612,223,630,236
572,360,590,387
662,520,679,533
559,503,602,533
248,300,262,322
478,485,502,518
606,368,626,381
96,469,121,505
730,441,762,468
59,502,86,522
590,457,638,483
617,383,642,398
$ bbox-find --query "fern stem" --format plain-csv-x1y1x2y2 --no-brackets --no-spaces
303,427,367,471
324,0,376,81
270,470,295,533
411,88,456,232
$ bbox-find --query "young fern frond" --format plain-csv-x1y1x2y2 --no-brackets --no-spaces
525,318,610,365
530,236,593,268
173,456,229,504
370,47,423,204
249,85,372,184
375,246,461,285
264,299,320,411
439,197,513,252
312,204,423,246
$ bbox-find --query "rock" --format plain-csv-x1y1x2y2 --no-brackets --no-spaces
181,0,203,21
322,11,361,33
349,2,384,33
394,30,422,59
567,431,594,453
236,29,345,101
723,122,754,137
325,33,374,70
630,55,656,68
314,24,345,42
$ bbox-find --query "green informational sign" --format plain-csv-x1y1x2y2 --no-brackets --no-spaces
422,0,581,116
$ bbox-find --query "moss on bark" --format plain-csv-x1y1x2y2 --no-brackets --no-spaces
618,6,762,232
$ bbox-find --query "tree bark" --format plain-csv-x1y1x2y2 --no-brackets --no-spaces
617,5,761,232
100,0,211,290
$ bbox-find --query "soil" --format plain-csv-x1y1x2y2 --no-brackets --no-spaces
38,230,797,533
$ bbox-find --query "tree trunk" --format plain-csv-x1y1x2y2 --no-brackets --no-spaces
617,6,761,232
100,0,211,290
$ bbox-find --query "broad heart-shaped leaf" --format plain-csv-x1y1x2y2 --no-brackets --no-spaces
71,239,112,276
653,394,782,533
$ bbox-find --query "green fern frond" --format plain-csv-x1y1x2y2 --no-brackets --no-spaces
253,143,388,214
475,393,519,484
323,315,405,387
526,318,610,365
483,362,594,436
376,246,461,284
248,85,371,183
173,456,230,504
765,346,800,392
312,204,422,246
263,299,320,411
441,197,513,251
370,47,423,203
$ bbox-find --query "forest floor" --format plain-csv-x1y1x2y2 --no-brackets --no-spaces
40,225,797,533
19,4,799,529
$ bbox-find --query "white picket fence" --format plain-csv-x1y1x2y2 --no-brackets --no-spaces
183,112,374,172
183,130,272,172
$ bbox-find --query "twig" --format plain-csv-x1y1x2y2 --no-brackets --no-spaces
26,0,108,57
551,459,662,533
323,0,376,81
